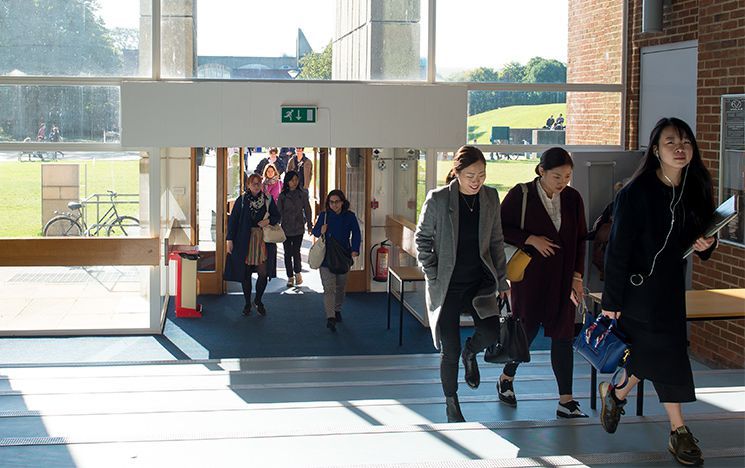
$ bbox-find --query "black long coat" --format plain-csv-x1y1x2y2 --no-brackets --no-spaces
501,179,587,340
602,171,714,385
224,191,281,282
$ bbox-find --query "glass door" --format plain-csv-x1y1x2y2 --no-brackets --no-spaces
192,147,244,294
336,148,370,292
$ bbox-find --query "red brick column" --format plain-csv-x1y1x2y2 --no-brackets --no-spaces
566,0,623,145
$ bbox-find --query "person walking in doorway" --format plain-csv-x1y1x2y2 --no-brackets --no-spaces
311,190,360,332
599,118,715,467
497,147,588,419
225,173,281,317
287,147,313,192
255,147,286,177
415,145,510,423
277,170,313,288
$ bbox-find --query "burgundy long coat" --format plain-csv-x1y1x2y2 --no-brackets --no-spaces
501,179,587,340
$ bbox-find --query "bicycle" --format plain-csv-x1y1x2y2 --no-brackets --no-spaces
17,137,63,162
43,190,140,237
18,150,63,162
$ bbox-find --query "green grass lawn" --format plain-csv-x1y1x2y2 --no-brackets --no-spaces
417,158,537,218
468,102,567,144
0,159,140,237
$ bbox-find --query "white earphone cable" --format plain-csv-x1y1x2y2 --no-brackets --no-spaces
630,162,689,286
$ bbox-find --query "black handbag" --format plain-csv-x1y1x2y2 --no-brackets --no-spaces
325,236,354,274
484,297,531,364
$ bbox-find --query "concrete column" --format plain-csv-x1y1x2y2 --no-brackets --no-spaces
140,0,196,78
41,164,80,230
334,0,421,80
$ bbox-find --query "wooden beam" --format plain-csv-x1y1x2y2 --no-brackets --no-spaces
0,238,160,266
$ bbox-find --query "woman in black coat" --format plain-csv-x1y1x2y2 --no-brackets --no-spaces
498,147,587,418
599,118,715,467
225,173,281,316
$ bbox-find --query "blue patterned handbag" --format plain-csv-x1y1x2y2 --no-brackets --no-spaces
574,314,630,374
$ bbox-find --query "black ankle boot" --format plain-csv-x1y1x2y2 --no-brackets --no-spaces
326,317,337,332
445,395,466,423
461,337,480,389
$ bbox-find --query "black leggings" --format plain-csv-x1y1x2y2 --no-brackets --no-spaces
242,262,268,306
283,235,303,277
439,283,500,397
502,323,574,395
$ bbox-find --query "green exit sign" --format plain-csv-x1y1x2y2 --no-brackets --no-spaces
281,106,317,123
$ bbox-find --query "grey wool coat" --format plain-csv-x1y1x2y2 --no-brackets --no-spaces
415,179,510,348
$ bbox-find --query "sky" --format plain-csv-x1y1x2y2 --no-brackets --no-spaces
98,0,568,74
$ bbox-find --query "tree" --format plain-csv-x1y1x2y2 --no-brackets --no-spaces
524,57,566,84
0,1,123,140
297,42,332,80
0,0,120,76
523,57,567,104
499,62,525,83
110,27,139,52
453,67,499,115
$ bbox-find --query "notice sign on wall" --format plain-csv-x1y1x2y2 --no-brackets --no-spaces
281,106,317,123
720,94,745,246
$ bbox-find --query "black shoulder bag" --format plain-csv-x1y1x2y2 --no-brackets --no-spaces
325,236,354,274
484,297,531,364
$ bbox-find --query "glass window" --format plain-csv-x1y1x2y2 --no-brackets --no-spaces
416,149,427,221
163,0,427,81
437,0,621,85
436,151,536,202
0,0,150,77
466,91,622,146
0,85,120,144
0,265,152,332
0,151,147,238
390,148,421,223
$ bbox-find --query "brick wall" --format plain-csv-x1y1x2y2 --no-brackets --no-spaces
625,0,745,368
566,0,624,145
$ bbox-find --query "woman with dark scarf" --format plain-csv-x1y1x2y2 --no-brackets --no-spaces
225,173,281,316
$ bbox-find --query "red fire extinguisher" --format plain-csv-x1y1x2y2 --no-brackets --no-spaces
370,240,390,282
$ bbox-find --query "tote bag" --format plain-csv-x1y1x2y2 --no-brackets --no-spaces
504,183,531,282
308,213,327,270
262,196,286,243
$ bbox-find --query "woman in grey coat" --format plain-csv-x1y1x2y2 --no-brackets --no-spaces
277,171,313,287
415,145,510,422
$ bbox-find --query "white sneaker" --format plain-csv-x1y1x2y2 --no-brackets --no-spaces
295,272,303,285
286,276,295,288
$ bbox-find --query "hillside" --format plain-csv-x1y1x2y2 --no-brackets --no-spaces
468,102,567,144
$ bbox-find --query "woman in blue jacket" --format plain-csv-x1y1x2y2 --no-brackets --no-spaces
225,173,281,316
311,189,361,332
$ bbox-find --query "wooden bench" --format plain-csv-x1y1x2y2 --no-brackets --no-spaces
385,215,426,346
586,289,745,415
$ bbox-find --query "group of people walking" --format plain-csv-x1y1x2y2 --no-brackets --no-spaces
416,117,715,467
225,147,361,332
224,117,714,466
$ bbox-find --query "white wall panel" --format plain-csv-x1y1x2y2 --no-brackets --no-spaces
121,81,466,148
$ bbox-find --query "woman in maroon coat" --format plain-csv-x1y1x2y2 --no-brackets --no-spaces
498,147,588,418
